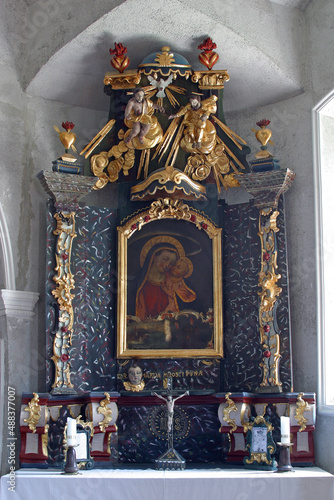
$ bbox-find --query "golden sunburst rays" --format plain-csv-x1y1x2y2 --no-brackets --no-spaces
165,122,185,168
152,116,181,162
216,136,245,173
141,84,186,108
212,116,247,172
137,148,151,179
79,119,115,159
165,86,186,107
211,115,247,150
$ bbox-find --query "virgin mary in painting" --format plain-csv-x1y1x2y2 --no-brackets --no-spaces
135,236,196,321
118,212,222,356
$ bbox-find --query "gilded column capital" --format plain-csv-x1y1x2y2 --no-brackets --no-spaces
236,168,295,209
191,70,230,89
104,70,141,89
37,171,96,210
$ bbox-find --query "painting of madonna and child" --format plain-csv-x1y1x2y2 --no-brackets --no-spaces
123,218,223,357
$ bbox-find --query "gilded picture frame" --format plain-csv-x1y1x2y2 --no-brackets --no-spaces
117,199,223,358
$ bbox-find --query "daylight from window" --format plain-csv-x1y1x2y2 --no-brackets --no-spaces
315,92,334,409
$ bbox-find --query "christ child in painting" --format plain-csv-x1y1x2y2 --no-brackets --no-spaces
162,257,196,314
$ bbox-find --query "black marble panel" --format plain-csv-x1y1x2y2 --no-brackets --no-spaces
46,202,117,393
117,403,222,463
221,198,292,392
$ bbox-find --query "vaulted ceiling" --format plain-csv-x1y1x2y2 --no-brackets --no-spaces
22,0,314,114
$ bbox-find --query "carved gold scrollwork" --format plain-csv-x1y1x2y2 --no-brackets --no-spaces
150,197,191,220
295,392,311,432
243,415,274,434
258,208,282,389
245,449,275,466
222,393,238,434
123,198,220,241
63,417,94,444
97,393,113,433
41,424,49,457
91,138,136,189
23,393,41,433
184,144,232,192
103,71,141,89
51,211,76,391
76,417,94,436
191,70,230,89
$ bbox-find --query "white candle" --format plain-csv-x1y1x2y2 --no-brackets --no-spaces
67,417,77,446
280,416,290,444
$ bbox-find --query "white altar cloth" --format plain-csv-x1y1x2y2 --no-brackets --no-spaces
1,467,333,500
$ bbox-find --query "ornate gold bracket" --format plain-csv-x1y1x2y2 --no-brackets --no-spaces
23,393,41,433
104,70,141,89
51,211,77,394
97,393,113,432
222,393,237,434
258,208,282,391
295,392,311,432
191,70,230,89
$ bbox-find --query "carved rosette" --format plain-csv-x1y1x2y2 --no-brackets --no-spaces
51,211,77,393
258,208,282,390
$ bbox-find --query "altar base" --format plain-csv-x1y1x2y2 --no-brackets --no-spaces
155,448,186,471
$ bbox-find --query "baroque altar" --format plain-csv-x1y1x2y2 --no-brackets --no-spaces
19,40,315,470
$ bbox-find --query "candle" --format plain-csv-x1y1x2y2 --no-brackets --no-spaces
280,416,290,444
67,417,77,446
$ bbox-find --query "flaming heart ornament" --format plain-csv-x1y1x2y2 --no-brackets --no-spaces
252,119,274,159
110,42,130,73
255,119,272,146
198,37,219,70
54,121,77,162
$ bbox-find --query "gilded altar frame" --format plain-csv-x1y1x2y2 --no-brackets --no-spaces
117,199,223,358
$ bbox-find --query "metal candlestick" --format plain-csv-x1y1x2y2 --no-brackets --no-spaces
64,445,79,474
276,442,294,473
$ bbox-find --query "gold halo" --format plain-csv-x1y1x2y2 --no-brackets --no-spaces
140,236,185,268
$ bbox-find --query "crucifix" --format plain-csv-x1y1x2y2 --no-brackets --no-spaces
152,378,189,470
